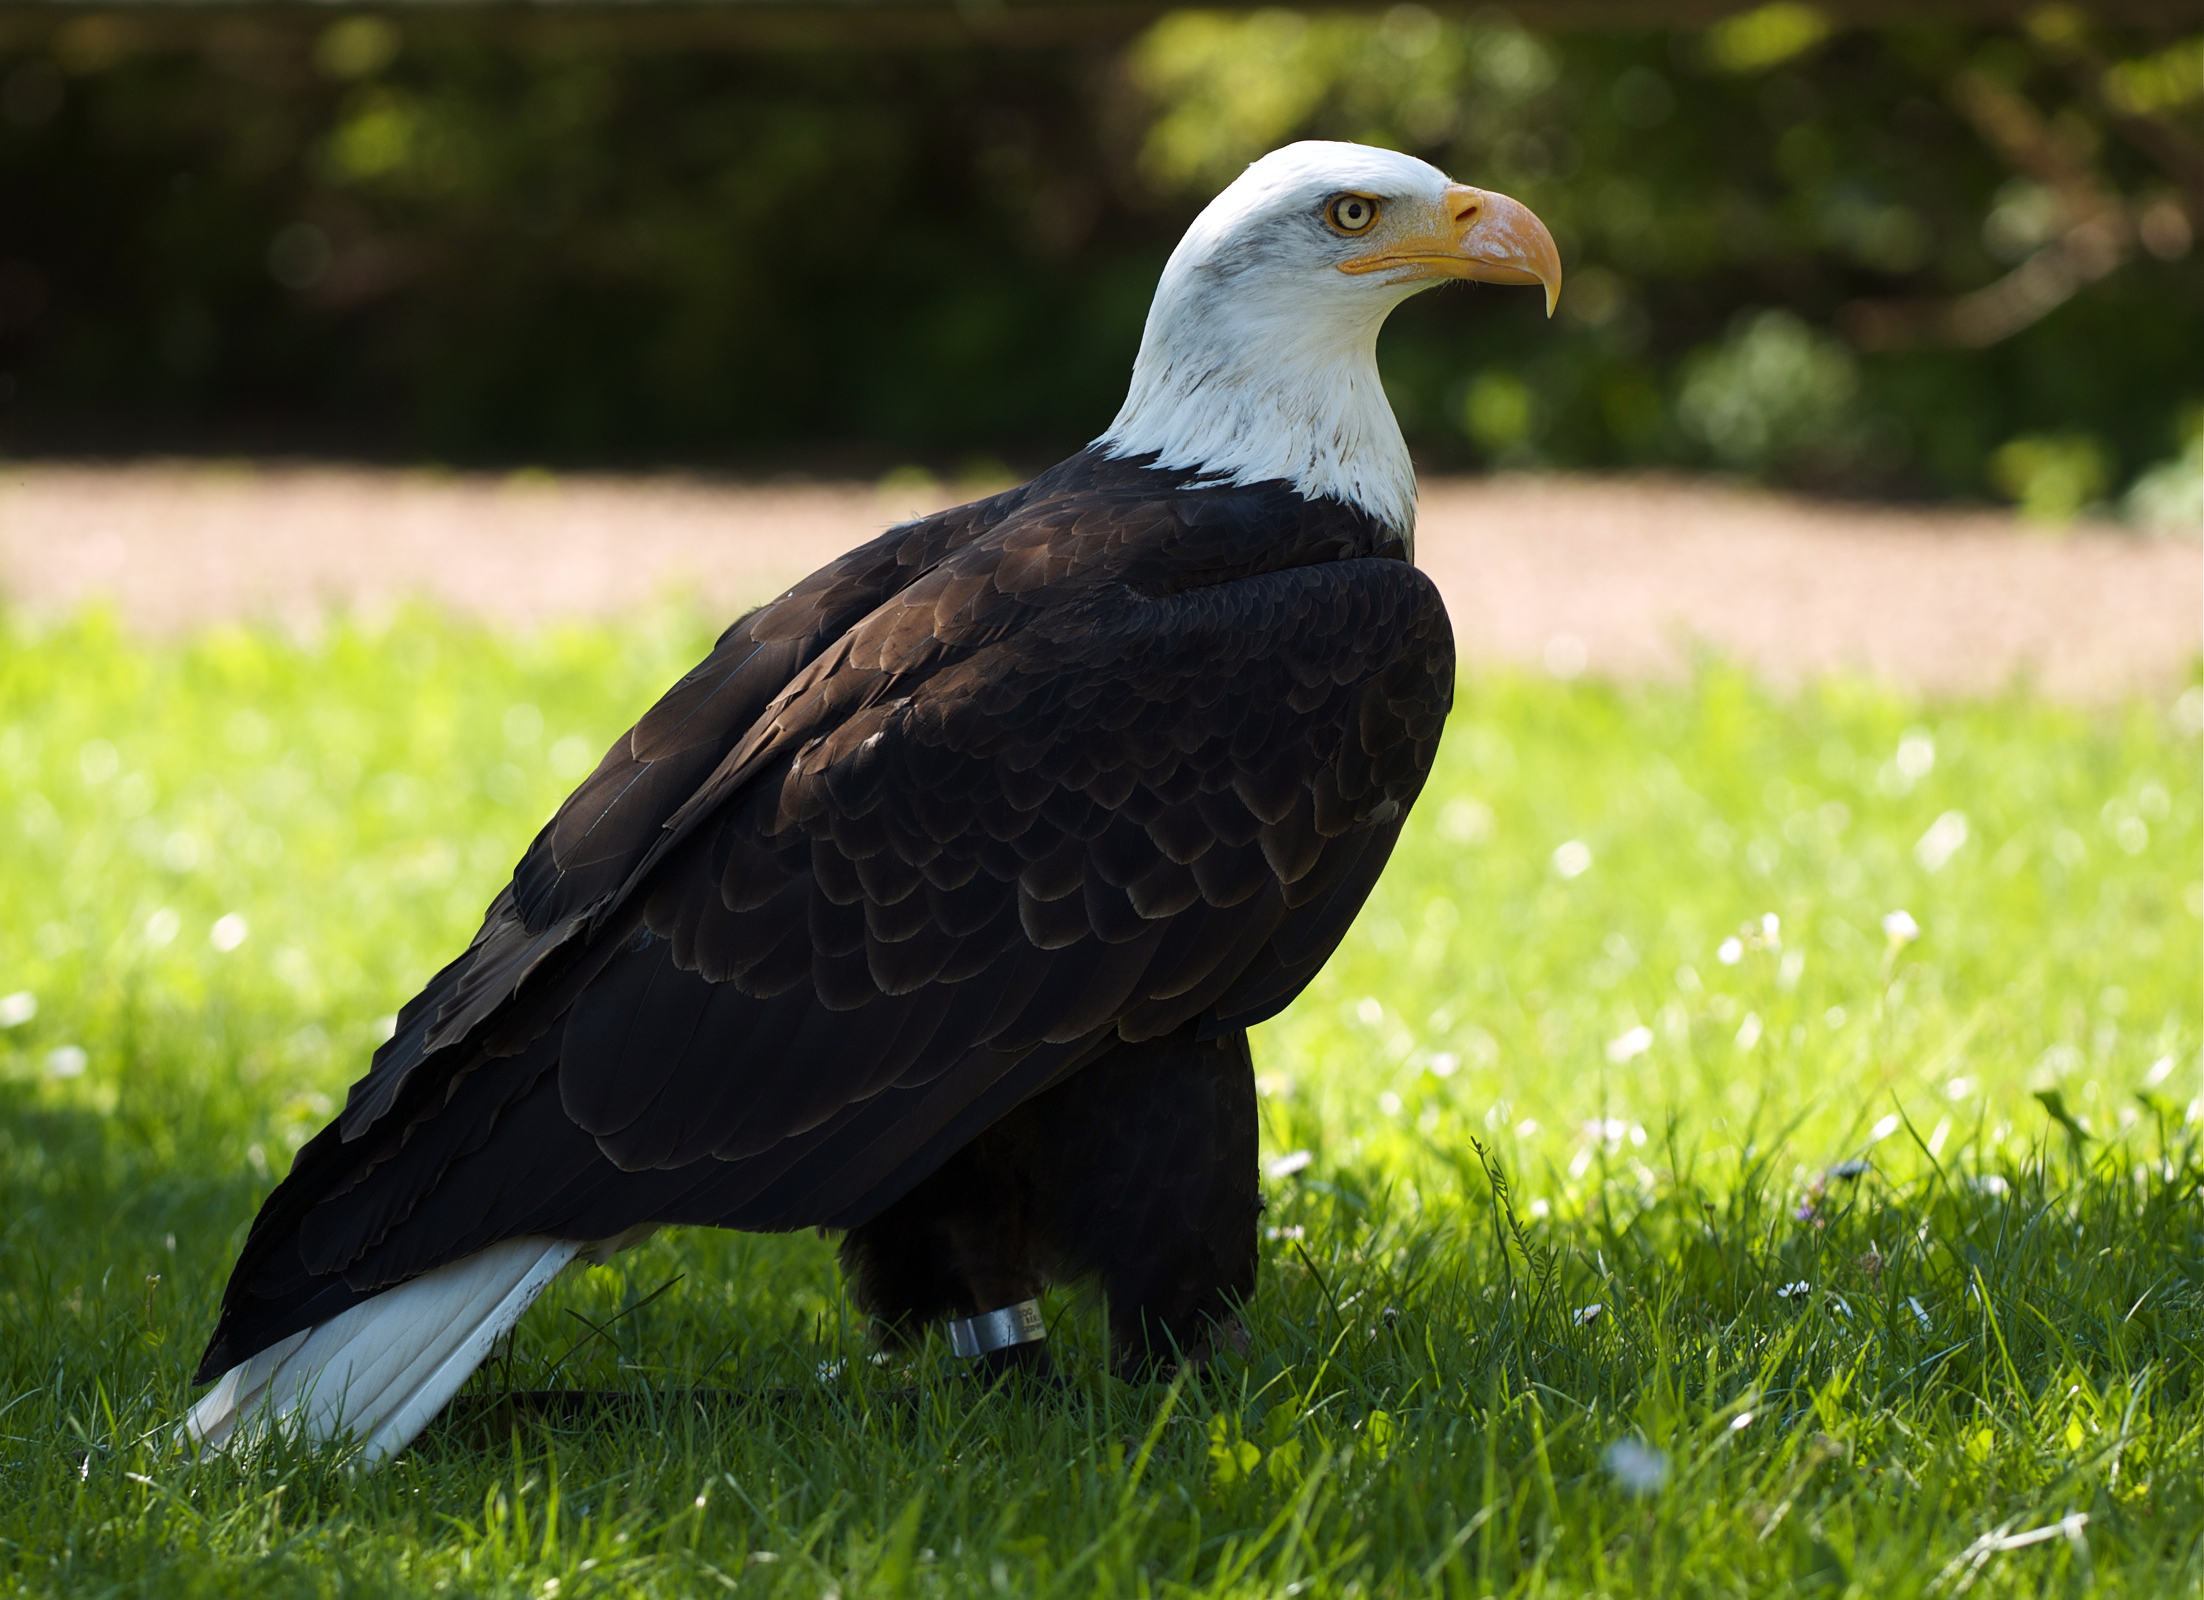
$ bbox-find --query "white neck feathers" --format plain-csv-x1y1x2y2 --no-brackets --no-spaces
1098,292,1417,540
1094,145,1443,544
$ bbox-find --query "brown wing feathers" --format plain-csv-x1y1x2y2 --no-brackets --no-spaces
195,452,1451,1380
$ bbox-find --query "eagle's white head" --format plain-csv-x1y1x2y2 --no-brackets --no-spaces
1097,141,1561,545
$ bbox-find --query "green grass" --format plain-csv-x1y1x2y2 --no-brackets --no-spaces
1,605,2198,1598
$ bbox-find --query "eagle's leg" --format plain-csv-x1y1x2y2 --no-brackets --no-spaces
837,1128,1057,1379
1015,1027,1262,1380
841,1026,1259,1381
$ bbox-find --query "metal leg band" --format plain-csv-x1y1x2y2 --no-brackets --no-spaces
946,1299,1047,1359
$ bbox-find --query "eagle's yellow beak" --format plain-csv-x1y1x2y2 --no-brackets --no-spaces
1339,184,1563,316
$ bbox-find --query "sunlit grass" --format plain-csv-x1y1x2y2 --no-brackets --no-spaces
1,607,2198,1597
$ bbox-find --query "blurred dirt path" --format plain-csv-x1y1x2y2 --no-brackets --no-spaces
0,461,2195,701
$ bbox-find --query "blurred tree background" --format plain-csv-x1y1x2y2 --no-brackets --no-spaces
0,1,2196,519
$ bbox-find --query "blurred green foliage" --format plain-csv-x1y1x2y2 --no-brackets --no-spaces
0,17,1162,460
0,6,2197,514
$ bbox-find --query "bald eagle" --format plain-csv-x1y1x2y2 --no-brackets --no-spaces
186,141,1560,1462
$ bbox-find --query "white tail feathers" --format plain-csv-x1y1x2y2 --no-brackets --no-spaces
183,1235,582,1467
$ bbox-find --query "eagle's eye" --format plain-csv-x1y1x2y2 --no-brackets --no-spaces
1326,194,1380,235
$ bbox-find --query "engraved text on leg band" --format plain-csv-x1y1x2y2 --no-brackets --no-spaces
946,1299,1047,1358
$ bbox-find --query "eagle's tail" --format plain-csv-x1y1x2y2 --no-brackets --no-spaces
182,1235,581,1466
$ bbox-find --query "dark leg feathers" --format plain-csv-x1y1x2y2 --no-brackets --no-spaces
839,1027,1260,1378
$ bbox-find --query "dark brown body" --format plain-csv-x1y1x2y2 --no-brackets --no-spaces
196,447,1453,1383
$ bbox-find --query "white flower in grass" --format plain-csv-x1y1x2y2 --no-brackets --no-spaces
1573,1302,1604,1327
1586,1115,1639,1154
1551,839,1593,879
1716,936,1743,966
1914,810,1969,872
210,914,249,952
46,1046,87,1079
0,991,35,1028
1881,909,1920,945
1606,1026,1652,1063
1602,1437,1668,1496
1264,1150,1313,1179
